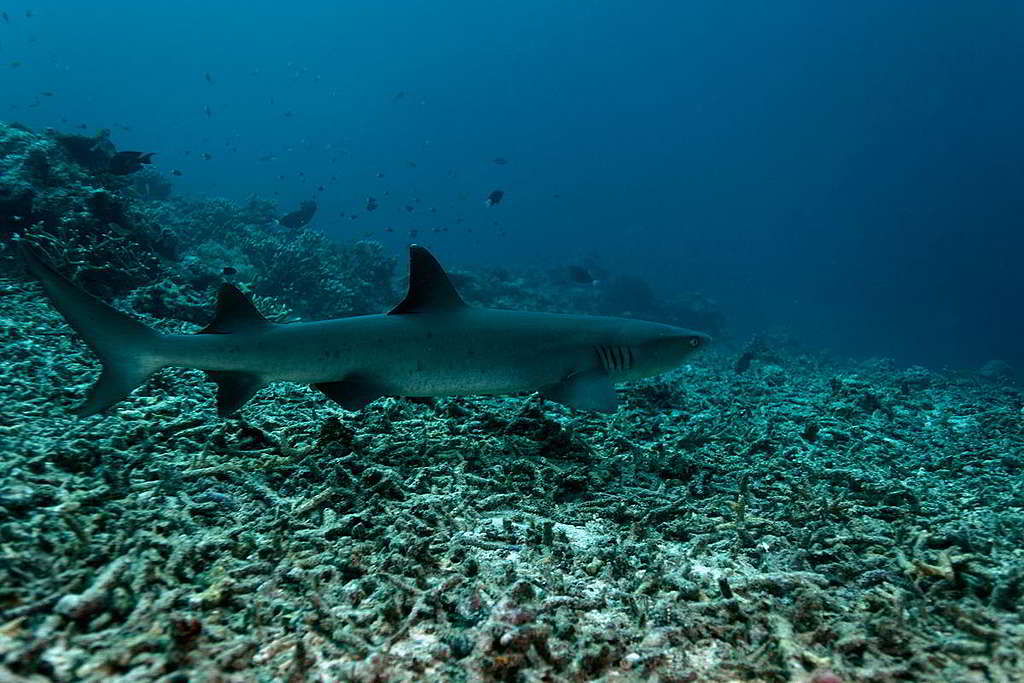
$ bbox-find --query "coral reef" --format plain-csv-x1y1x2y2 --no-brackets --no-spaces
1,121,1022,681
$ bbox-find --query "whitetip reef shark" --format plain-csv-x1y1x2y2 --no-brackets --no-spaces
20,242,710,417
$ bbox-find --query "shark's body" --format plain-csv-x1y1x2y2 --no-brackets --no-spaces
21,243,709,416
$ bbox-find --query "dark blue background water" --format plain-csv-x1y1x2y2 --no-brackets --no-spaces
4,1,1022,371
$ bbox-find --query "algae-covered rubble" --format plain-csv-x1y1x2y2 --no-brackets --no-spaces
1,121,1024,681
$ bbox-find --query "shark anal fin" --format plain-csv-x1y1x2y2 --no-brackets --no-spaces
388,245,467,315
199,284,274,334
207,371,264,416
314,376,388,411
540,369,618,413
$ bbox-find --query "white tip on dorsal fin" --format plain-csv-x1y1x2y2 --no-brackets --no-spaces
388,244,467,315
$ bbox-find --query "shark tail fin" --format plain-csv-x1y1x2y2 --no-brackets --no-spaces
19,241,163,416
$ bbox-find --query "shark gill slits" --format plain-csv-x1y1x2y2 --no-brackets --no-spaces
596,345,633,372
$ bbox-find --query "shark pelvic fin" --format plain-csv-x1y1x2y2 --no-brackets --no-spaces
206,371,264,416
388,244,467,315
540,369,618,413
198,284,273,334
314,375,388,411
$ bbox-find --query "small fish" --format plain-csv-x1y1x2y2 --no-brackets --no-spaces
366,196,378,211
24,9,31,18
492,157,508,165
204,104,212,117
1,11,8,22
40,91,54,97
404,205,414,213
222,266,237,276
171,169,183,176
9,61,22,68
108,151,155,175
205,71,213,83
201,152,213,160
485,189,504,207
393,90,406,101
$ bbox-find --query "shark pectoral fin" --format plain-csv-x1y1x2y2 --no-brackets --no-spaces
540,369,618,413
206,371,264,417
314,376,388,411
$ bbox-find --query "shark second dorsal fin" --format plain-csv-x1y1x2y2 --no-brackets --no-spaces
388,245,467,315
198,284,273,334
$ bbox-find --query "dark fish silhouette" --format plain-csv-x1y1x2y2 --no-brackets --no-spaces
108,151,155,175
366,196,378,211
279,200,317,230
734,351,755,374
485,189,504,207
492,157,509,165
568,265,595,284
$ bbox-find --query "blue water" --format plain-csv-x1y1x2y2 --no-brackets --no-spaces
3,0,1022,371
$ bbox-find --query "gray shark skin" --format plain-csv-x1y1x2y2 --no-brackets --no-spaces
20,242,710,417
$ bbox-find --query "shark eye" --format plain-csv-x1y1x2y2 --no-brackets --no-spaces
688,336,702,348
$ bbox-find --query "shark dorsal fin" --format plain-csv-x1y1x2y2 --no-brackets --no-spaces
388,245,467,315
198,284,273,334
